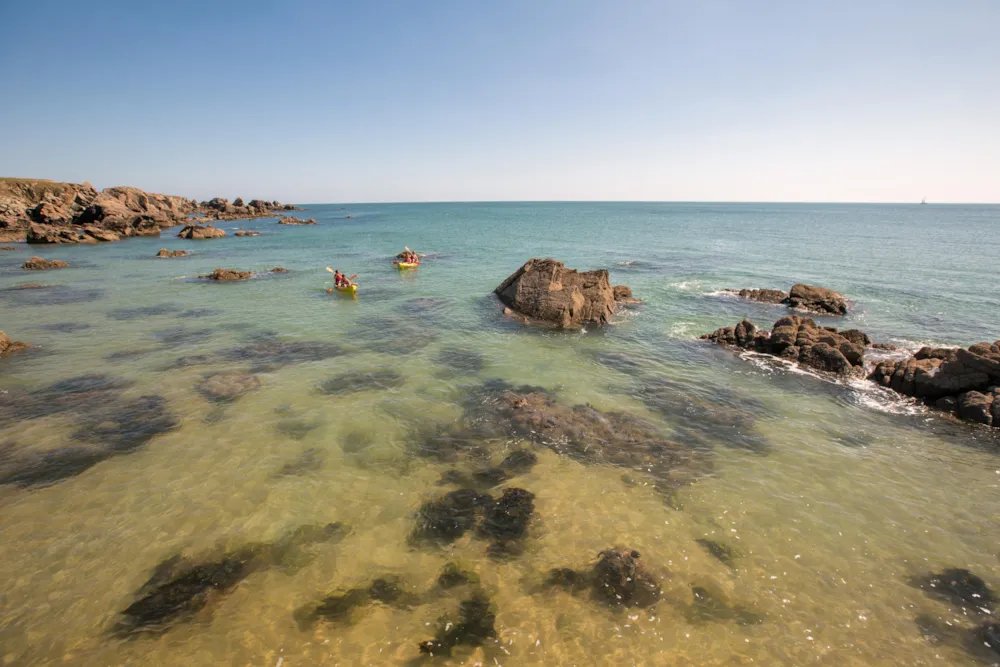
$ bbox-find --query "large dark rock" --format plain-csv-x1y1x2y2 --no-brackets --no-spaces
156,248,188,258
277,216,317,225
869,340,1000,429
418,592,497,656
727,283,848,315
702,316,867,376
494,258,626,328
22,255,68,270
178,224,225,239
544,547,661,608
201,268,253,281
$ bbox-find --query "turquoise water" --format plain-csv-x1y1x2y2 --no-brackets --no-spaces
0,202,998,666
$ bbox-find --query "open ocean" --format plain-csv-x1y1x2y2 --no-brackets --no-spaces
1,202,998,666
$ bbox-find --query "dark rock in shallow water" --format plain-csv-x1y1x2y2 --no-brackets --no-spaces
494,258,626,329
702,316,869,377
37,322,92,333
728,288,788,304
296,576,422,628
22,255,68,270
0,445,111,488
910,568,996,614
695,538,746,569
72,394,177,452
0,373,132,426
318,370,404,395
115,523,344,636
443,449,539,489
275,447,326,476
201,268,253,281
727,284,848,315
0,330,32,357
479,488,535,542
151,326,213,347
438,562,479,589
275,417,323,440
107,304,181,320
687,585,765,625
544,548,661,608
1,284,105,306
435,347,486,373
222,339,346,370
418,591,497,656
412,489,493,544
178,308,222,319
978,622,1000,656
196,371,262,403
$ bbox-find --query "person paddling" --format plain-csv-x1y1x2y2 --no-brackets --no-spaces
333,270,344,287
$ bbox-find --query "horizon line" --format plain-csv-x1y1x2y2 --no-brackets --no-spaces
296,199,1000,206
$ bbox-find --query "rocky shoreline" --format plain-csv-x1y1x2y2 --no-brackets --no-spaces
0,178,299,244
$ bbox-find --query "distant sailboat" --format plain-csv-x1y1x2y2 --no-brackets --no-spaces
920,197,927,205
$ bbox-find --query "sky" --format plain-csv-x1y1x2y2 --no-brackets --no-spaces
1,1,998,203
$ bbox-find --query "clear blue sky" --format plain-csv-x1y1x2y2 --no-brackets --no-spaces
2,1,998,203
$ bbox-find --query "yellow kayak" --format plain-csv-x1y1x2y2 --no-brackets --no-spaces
330,284,357,296
394,261,419,269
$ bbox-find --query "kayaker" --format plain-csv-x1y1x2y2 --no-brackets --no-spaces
334,270,344,286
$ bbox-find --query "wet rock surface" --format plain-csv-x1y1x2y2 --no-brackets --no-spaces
702,316,870,376
318,370,404,395
22,255,68,270
0,330,32,357
201,268,253,281
278,216,317,225
910,568,996,614
114,523,344,636
545,548,661,608
870,342,1000,429
726,283,848,315
494,258,627,329
156,248,187,257
196,372,262,402
234,230,260,237
177,224,225,239
418,591,498,656
479,487,535,559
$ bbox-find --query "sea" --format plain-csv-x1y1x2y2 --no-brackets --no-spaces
1,202,998,666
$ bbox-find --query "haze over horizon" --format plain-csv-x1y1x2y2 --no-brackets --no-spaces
2,1,998,204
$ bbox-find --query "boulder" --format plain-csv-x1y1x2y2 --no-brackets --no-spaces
956,391,993,426
23,256,69,270
156,248,188,258
0,331,32,357
786,283,848,315
82,226,121,242
27,223,82,244
728,288,788,304
702,315,867,376
278,216,317,225
613,285,640,304
494,258,623,328
234,230,260,237
177,224,225,239
271,267,288,273
232,197,244,207
202,268,253,281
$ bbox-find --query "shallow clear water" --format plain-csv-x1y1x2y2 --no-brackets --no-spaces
1,202,998,666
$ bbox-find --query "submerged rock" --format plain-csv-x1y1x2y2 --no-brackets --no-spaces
418,591,498,656
196,371,262,402
687,584,765,625
695,538,746,569
296,575,422,629
115,522,344,636
545,548,661,608
435,347,486,373
22,255,68,270
479,487,535,559
275,447,326,476
727,283,848,315
318,370,404,395
177,224,225,239
702,316,869,376
494,258,627,329
222,339,346,370
412,489,493,544
910,568,996,614
156,248,187,258
107,303,180,320
201,268,253,281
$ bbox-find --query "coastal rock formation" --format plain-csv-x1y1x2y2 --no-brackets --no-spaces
271,267,288,273
0,246,16,250
202,268,252,281
197,198,298,221
702,316,869,376
613,285,640,304
0,331,31,357
727,283,849,315
870,341,1000,428
278,216,317,225
177,224,225,239
23,256,69,270
156,248,188,258
234,230,260,237
494,258,627,328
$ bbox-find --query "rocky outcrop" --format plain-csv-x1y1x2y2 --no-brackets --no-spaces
0,331,31,357
278,216,317,225
869,341,1000,428
702,316,869,376
613,285,640,304
177,224,225,239
23,256,69,270
234,230,260,237
201,268,252,281
726,283,848,315
494,258,628,329
270,267,288,273
0,246,16,250
0,178,293,244
156,248,188,258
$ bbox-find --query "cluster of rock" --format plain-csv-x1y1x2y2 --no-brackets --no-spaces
277,216,317,225
0,178,295,244
0,331,31,357
177,224,225,239
194,197,297,221
702,316,870,376
494,258,637,329
726,283,848,315
156,248,187,258
870,342,1000,428
234,230,260,237
22,256,68,270
200,267,287,281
